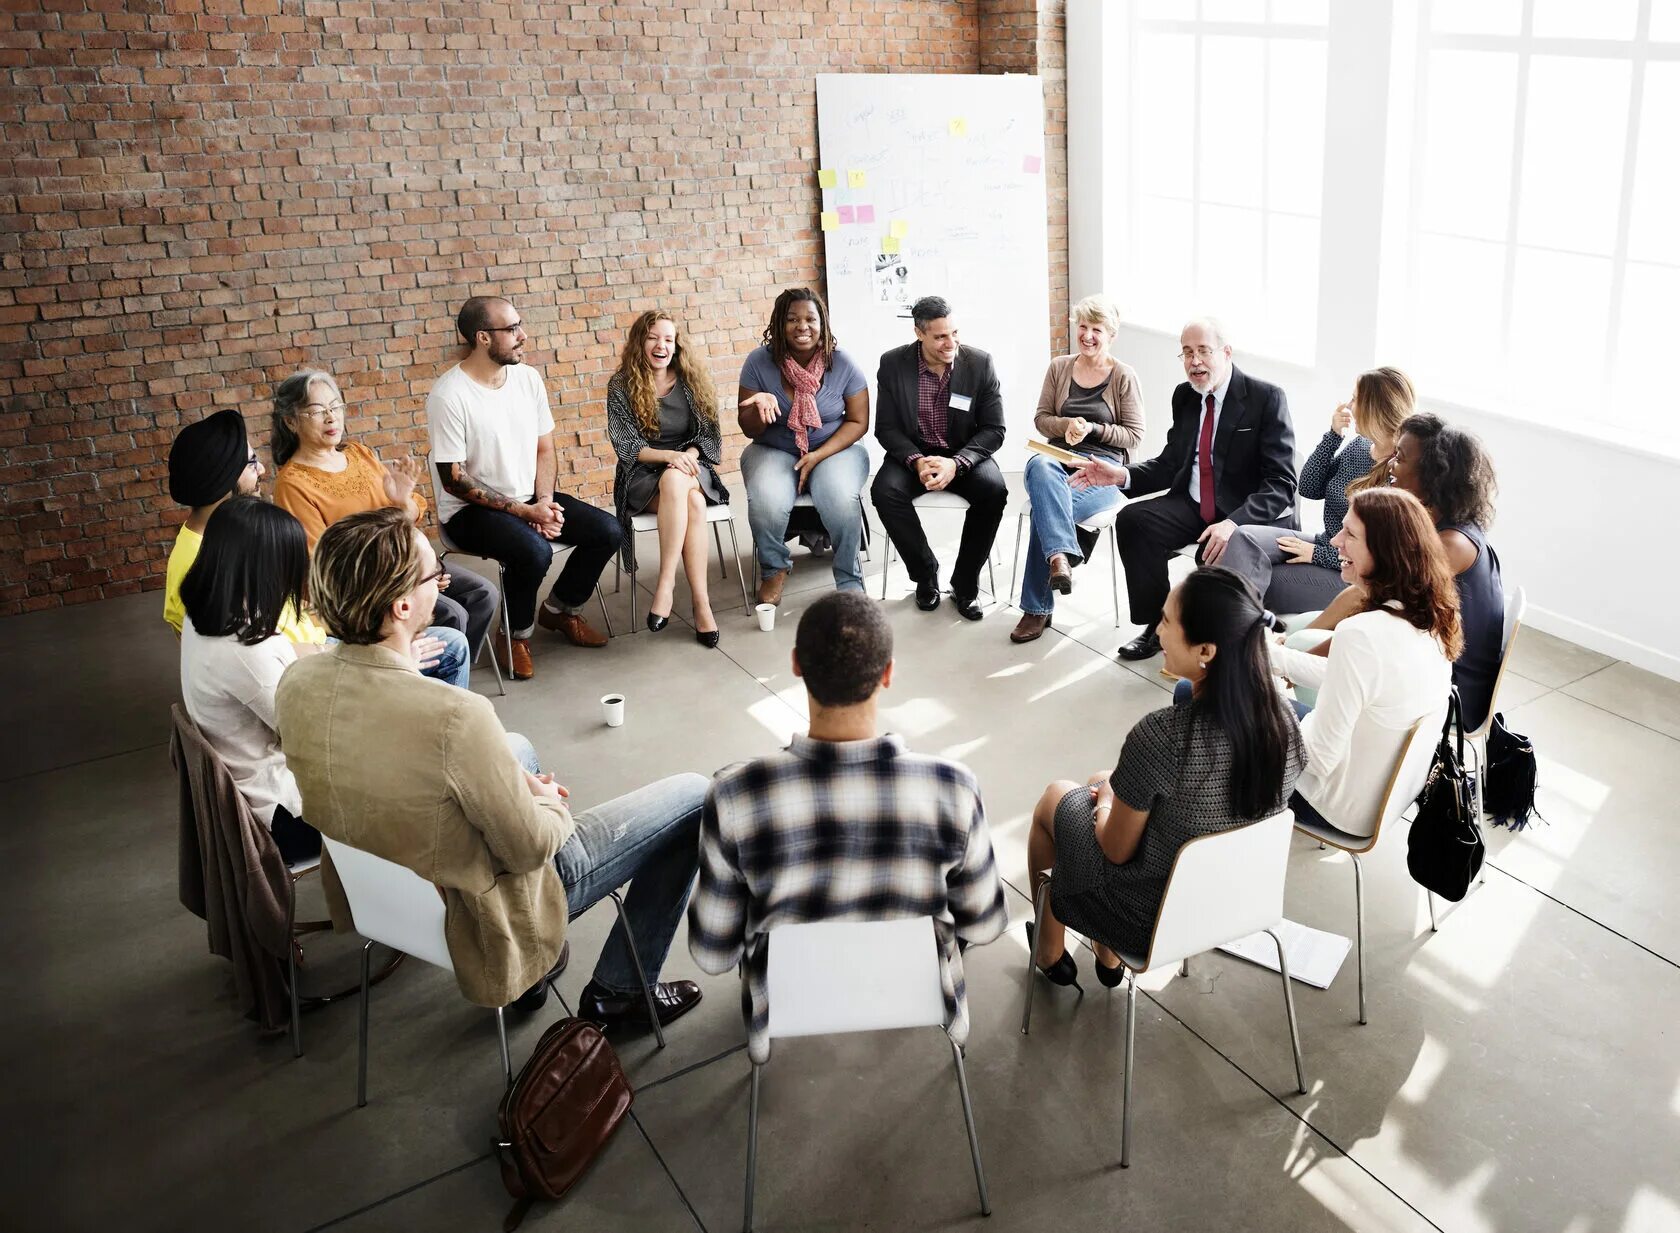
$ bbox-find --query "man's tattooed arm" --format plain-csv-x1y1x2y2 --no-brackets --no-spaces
440,462,525,514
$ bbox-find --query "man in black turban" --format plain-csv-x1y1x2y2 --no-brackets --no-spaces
162,410,264,634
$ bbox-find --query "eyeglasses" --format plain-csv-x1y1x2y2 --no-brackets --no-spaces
299,401,345,422
417,564,447,587
486,322,525,335
244,454,260,470
1178,346,1218,362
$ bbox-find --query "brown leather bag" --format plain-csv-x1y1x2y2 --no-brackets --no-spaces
494,1017,632,1231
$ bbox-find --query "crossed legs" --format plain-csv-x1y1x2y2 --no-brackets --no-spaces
1027,780,1121,970
647,467,716,633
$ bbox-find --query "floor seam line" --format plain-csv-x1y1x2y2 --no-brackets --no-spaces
299,1151,492,1232
627,1105,710,1233
632,1043,747,1096
1479,858,1679,970
1542,686,1680,746
1,738,170,784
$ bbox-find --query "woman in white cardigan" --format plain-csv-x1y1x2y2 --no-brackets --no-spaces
1271,487,1461,837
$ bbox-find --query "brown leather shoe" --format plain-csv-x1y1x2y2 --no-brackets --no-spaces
757,568,788,606
1011,612,1052,643
491,630,535,680
1048,553,1074,595
538,606,609,648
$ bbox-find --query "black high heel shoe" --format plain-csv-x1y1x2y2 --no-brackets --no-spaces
1024,921,1081,989
1094,956,1125,988
695,629,720,648
646,612,670,633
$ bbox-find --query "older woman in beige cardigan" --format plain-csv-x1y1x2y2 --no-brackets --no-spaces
1011,295,1147,643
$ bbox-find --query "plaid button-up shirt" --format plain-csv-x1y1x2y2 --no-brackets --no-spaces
687,732,1009,1063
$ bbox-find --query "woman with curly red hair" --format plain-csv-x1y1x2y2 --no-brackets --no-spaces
607,309,730,647
1272,487,1461,837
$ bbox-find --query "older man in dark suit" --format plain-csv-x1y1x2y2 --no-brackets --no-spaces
1073,317,1298,659
871,296,1008,621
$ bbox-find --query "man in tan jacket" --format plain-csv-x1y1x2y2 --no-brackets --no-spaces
277,507,705,1026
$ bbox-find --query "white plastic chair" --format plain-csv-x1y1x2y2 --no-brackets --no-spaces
614,503,752,627
741,917,990,1232
1008,497,1123,626
1289,714,1441,1024
430,459,617,695
1463,586,1528,820
1020,811,1306,1168
877,490,999,601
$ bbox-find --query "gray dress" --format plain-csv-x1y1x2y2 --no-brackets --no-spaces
607,373,729,571
1051,703,1303,958
620,385,727,514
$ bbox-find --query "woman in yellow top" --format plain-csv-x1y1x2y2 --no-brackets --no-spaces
270,368,497,660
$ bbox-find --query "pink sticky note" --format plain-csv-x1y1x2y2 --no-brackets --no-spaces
1023,154,1043,174
857,204,876,224
837,205,856,224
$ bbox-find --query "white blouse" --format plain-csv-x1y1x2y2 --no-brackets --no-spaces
180,616,302,829
1272,607,1452,837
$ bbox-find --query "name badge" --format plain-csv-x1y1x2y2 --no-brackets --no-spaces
949,393,973,412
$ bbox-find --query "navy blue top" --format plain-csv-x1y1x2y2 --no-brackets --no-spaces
1441,520,1503,731
1299,431,1376,571
738,346,868,457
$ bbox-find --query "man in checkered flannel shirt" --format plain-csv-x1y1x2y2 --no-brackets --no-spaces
687,591,1009,1063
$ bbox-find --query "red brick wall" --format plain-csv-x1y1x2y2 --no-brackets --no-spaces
0,0,1072,615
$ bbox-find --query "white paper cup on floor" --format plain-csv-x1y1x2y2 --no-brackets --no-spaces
755,603,777,632
601,693,625,728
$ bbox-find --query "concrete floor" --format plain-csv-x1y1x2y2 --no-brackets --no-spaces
5,494,1678,1233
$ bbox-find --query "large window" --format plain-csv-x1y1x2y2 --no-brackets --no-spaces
1100,0,1680,456
1121,0,1329,365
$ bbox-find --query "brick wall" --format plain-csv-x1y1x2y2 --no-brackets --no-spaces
0,0,1069,615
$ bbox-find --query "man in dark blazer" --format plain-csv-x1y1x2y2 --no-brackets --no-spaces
871,296,1008,621
1072,317,1298,659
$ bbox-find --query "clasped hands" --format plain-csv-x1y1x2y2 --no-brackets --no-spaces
523,495,564,540
524,770,571,802
916,455,958,492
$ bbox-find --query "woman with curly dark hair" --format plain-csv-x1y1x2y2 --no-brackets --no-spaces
1273,487,1460,836
607,309,729,645
736,287,872,605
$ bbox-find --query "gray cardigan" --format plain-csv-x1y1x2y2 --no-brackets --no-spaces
605,372,726,572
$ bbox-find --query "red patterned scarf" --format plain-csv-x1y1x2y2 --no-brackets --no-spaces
780,351,826,457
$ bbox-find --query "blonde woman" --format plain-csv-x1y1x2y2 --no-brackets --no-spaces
607,309,729,646
1221,366,1415,616
1011,295,1147,643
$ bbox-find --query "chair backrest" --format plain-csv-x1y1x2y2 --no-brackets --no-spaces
320,835,454,972
1144,811,1293,970
1470,585,1527,739
765,917,947,1040
1373,713,1442,838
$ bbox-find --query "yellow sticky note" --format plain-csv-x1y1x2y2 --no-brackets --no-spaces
883,236,901,254
889,219,908,239
949,117,968,138
847,169,867,189
820,211,840,232
817,168,838,189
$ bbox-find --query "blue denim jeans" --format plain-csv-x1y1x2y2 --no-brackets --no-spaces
1173,675,1311,719
741,439,870,592
1019,453,1121,616
420,625,470,690
554,772,708,995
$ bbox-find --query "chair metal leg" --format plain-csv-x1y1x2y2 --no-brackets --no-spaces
1352,853,1367,1025
1108,526,1122,627
880,535,893,600
713,521,726,582
496,1006,513,1087
728,518,751,613
1020,875,1053,1035
1121,971,1137,1168
985,553,997,600
1266,927,1307,1094
743,1063,762,1233
948,1039,991,1216
356,940,373,1108
609,890,666,1050
288,941,303,1059
595,583,615,639
1179,956,1190,979
628,564,638,629
1010,510,1026,605
1427,890,1439,932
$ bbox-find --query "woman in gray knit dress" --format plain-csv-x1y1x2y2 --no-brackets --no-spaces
607,309,729,647
1024,567,1304,986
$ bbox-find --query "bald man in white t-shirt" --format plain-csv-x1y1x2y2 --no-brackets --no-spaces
428,296,619,680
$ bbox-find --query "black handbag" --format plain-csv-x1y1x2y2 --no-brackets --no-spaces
1483,713,1541,831
1407,692,1486,901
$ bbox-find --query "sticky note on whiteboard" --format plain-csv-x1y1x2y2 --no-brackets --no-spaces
883,236,901,254
1023,154,1042,174
889,219,908,239
817,168,838,189
837,205,855,224
820,211,840,232
847,170,867,189
857,204,876,224
949,117,968,138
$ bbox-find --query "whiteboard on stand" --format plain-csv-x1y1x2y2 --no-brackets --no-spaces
816,73,1052,472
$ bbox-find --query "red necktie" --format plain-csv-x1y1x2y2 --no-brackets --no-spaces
1198,392,1216,522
